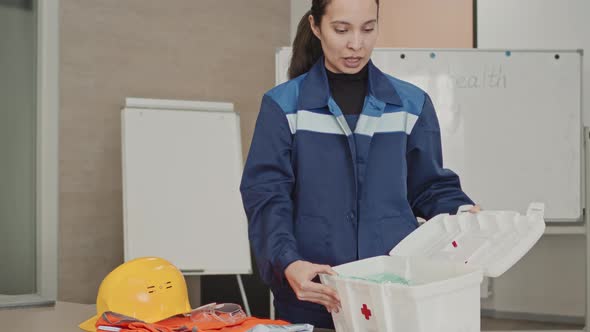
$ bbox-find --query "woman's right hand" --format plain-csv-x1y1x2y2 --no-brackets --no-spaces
284,260,341,313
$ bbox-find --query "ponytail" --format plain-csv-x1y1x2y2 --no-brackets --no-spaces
288,10,323,79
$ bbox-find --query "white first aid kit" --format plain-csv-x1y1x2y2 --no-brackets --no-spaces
320,203,546,332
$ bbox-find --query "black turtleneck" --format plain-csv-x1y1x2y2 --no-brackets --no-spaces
326,63,369,116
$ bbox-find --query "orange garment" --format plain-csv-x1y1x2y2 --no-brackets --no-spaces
95,311,291,332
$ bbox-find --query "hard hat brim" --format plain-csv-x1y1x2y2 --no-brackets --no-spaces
79,314,98,332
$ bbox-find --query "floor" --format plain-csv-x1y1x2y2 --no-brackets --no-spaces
481,317,583,330
0,302,584,331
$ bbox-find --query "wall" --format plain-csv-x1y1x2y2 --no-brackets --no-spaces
376,0,472,48
0,2,37,295
59,0,290,304
482,236,586,320
290,0,311,44
290,0,473,48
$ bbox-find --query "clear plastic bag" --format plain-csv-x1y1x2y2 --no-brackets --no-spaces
188,303,247,325
247,324,314,332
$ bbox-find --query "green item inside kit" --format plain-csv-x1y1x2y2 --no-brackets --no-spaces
342,272,411,285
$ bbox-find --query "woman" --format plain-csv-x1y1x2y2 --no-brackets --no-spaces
240,0,478,328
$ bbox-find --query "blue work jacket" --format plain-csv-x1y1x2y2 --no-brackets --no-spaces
240,58,473,326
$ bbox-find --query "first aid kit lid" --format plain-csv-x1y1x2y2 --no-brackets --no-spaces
389,203,546,278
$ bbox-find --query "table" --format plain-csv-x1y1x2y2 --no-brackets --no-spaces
0,302,338,331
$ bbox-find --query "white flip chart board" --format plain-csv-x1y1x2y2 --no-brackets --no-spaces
122,98,252,274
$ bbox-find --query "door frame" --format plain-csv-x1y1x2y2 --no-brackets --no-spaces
0,0,59,308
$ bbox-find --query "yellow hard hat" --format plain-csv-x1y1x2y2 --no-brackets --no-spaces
79,257,191,331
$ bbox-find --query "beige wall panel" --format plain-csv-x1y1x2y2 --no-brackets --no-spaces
290,0,472,48
376,0,473,48
59,0,290,303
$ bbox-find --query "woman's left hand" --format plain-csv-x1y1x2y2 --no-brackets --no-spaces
469,205,481,213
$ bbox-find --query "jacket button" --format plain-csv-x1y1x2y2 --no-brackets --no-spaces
348,212,356,221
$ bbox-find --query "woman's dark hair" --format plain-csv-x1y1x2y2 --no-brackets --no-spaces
288,0,379,79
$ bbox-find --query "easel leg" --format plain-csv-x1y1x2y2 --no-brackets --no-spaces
270,290,275,320
236,274,251,316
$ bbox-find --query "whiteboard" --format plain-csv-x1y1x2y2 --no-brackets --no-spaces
122,99,252,274
276,48,583,221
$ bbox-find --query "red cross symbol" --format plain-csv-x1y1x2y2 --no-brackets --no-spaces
361,304,372,320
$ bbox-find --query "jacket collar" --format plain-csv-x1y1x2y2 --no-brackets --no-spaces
296,56,403,110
